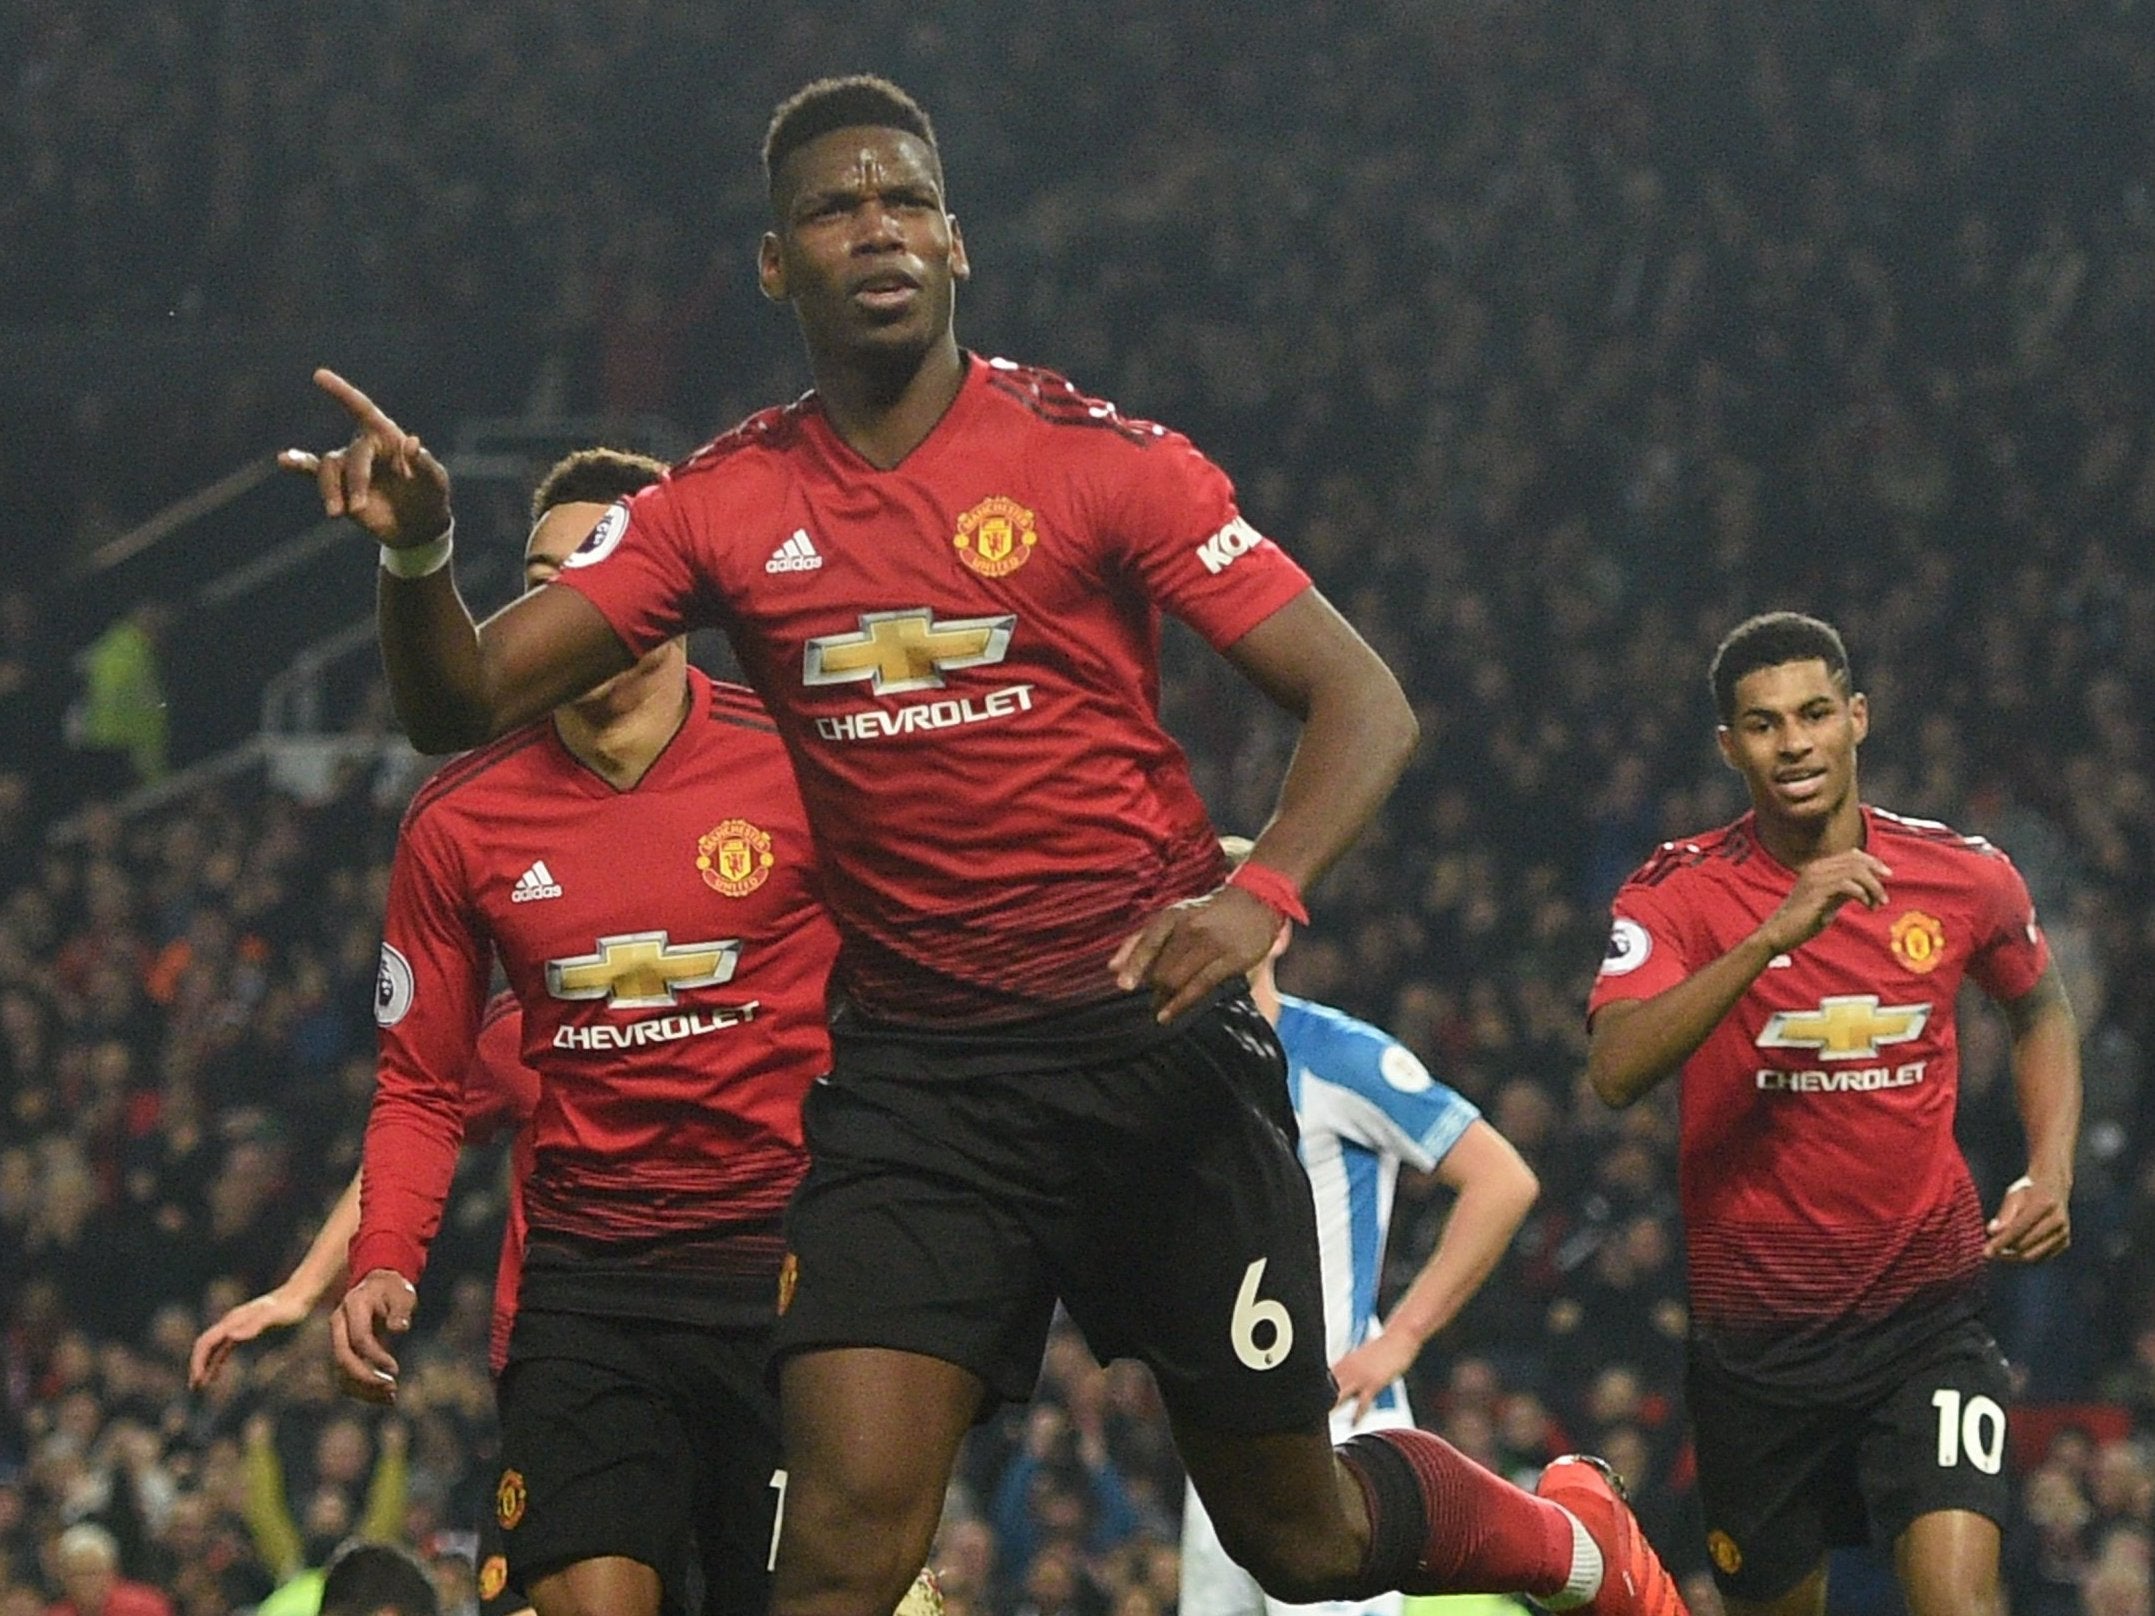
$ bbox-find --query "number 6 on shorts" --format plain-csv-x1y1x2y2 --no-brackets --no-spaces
1231,1258,1294,1371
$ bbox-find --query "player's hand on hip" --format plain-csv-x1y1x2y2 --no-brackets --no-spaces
1986,1173,2071,1263
1111,884,1280,1024
1759,848,1893,954
331,1269,416,1404
279,369,451,546
189,1289,309,1389
1331,1334,1417,1423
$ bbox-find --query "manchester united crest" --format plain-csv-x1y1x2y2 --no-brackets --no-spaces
495,1469,527,1531
953,496,1038,578
698,819,775,897
478,1556,510,1601
1890,910,1946,974
777,1252,799,1316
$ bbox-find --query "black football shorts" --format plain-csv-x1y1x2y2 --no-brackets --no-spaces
1688,1318,2015,1603
495,1310,782,1616
771,988,1335,1435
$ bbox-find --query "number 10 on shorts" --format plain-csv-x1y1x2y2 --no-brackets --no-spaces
1931,1389,2005,1473
1232,1259,1294,1371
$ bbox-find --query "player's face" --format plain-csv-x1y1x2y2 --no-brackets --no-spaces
1716,658,1868,827
760,127,968,364
525,500,676,699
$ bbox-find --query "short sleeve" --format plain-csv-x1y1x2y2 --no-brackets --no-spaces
1293,1011,1478,1170
1110,433,1310,649
550,477,713,659
1587,876,1695,1016
1966,850,2051,1004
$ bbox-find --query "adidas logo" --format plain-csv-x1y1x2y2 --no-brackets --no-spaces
511,860,563,903
765,529,824,574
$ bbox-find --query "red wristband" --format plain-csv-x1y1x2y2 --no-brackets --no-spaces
1227,860,1309,925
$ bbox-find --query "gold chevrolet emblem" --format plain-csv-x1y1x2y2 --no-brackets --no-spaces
803,608,1016,696
546,931,740,1009
1757,995,1931,1060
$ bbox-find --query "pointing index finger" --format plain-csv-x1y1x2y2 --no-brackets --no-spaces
313,367,402,438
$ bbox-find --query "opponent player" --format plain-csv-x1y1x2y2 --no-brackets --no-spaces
319,447,841,1616
1586,612,2081,1616
190,991,536,1616
285,77,1681,1616
1182,840,1541,1616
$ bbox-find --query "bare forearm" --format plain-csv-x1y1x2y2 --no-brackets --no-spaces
381,573,636,754
1251,659,1417,890
2010,993,2080,1190
379,568,493,751
1385,1171,1536,1348
1589,929,1779,1106
280,1173,364,1310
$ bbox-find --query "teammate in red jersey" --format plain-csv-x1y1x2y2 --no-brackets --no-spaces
1586,612,2081,1616
317,448,840,1616
283,77,1682,1616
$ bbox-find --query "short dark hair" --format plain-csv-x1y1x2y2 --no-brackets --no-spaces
1709,611,1853,723
763,75,939,196
528,448,668,523
319,1541,439,1616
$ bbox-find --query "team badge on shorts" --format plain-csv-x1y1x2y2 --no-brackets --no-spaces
953,496,1038,578
1890,910,1946,973
697,819,774,897
1708,1530,1743,1575
478,1556,510,1601
495,1469,527,1531
776,1252,799,1315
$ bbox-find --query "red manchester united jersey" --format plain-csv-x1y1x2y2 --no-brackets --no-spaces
554,353,1312,1026
354,672,837,1327
460,994,538,1376
1589,806,2049,1390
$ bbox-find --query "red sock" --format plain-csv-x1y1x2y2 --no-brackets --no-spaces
1340,1428,1574,1598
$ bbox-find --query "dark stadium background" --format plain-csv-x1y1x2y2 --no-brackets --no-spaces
3,4,2151,1614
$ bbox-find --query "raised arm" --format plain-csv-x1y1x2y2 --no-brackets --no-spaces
188,1170,361,1389
1587,847,1892,1107
1329,1120,1539,1420
282,369,631,751
1983,963,2079,1262
1113,588,1417,1021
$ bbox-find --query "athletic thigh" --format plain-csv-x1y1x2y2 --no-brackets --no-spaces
1688,1358,1863,1605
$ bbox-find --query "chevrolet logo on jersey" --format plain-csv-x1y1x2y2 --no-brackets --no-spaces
1756,995,1931,1060
803,609,1016,696
546,931,740,1009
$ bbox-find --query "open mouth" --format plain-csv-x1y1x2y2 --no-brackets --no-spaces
850,272,921,312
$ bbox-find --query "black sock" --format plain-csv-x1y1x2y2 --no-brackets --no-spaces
1336,1433,1429,1595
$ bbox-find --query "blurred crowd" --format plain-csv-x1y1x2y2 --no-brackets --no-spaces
6,1,2155,1613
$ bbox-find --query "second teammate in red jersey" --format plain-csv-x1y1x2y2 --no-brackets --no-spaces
336,450,840,1616
1588,612,2080,1616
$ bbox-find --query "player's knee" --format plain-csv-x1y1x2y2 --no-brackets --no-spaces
772,1484,935,1616
1211,1516,1358,1604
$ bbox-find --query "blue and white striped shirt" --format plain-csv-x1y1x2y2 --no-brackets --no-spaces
1279,994,1479,1422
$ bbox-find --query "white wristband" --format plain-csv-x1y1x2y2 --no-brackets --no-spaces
380,521,454,580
